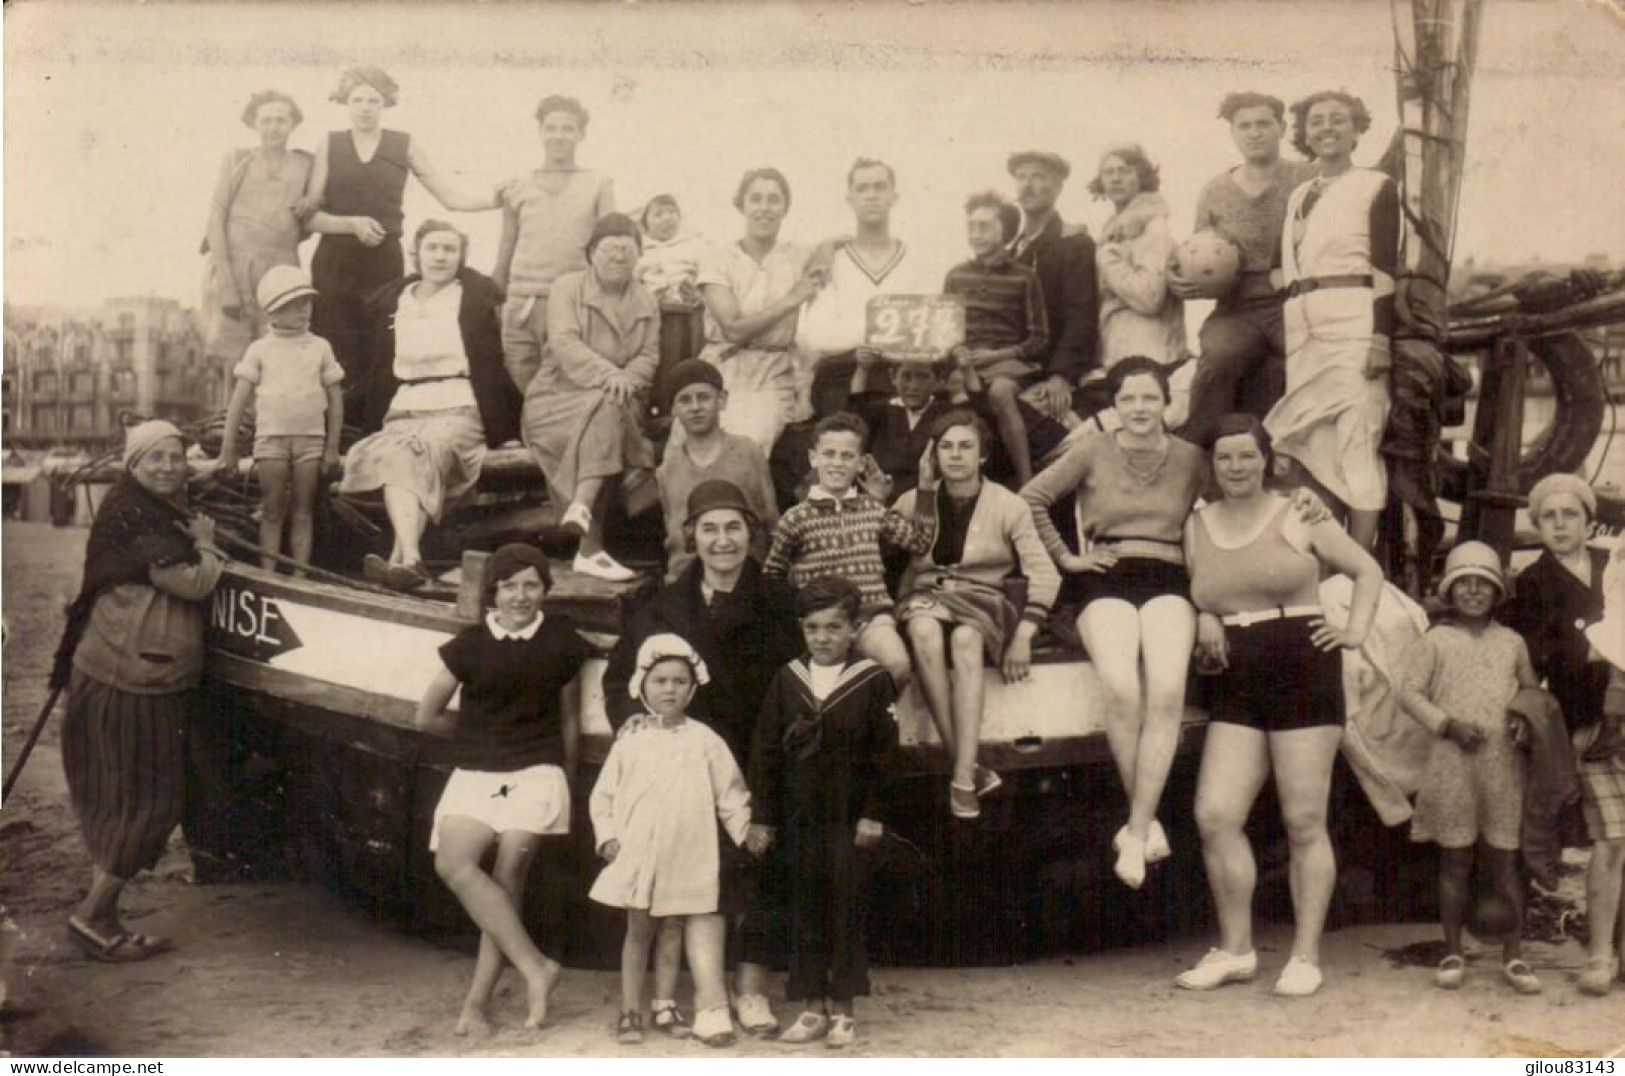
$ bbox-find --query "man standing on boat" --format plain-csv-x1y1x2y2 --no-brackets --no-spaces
796,157,936,419
1174,92,1318,447
1005,150,1099,419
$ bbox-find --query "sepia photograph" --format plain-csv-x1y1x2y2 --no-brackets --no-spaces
3,0,1624,1059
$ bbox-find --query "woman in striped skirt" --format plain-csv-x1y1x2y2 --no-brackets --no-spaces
50,421,225,962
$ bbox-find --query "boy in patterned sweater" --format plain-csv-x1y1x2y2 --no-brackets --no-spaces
764,412,935,688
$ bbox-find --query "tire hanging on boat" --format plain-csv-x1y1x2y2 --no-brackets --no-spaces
1435,331,1608,506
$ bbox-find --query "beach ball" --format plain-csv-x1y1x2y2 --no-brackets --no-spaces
1174,232,1244,299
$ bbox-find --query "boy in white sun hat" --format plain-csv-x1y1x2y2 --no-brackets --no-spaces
217,264,344,567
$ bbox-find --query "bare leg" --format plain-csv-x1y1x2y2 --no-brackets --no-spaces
948,625,987,791
75,867,127,934
257,458,291,568
1586,838,1625,966
1129,597,1196,843
1437,846,1472,959
906,617,957,757
858,619,912,692
1484,847,1525,962
684,913,729,1014
287,457,323,568
1269,725,1346,965
1193,722,1271,956
621,909,657,1017
571,475,613,558
456,830,541,1038
652,915,685,1008
434,818,560,1029
989,378,1034,486
1077,600,1146,804
382,485,429,566
737,961,770,999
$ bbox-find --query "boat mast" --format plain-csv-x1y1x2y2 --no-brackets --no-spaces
1384,0,1485,592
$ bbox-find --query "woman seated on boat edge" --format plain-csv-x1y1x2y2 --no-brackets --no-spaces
521,213,663,584
339,219,521,592
1176,412,1383,998
892,409,1061,822
1019,357,1205,888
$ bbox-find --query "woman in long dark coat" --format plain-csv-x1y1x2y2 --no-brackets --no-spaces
600,479,800,1035
52,421,225,962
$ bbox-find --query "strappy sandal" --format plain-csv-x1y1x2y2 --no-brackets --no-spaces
651,1001,691,1039
67,916,173,964
1434,954,1465,990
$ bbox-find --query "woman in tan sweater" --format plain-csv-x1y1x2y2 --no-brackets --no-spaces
893,410,1061,821
1020,357,1205,887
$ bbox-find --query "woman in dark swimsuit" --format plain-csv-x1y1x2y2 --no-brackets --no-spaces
301,65,505,394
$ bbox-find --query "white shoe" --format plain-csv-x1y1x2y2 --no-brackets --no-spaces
826,1015,856,1049
1175,947,1258,990
560,500,592,535
692,1006,736,1047
1274,956,1323,997
1146,819,1171,864
778,1010,830,1044
1113,828,1146,889
573,550,637,582
734,992,778,1035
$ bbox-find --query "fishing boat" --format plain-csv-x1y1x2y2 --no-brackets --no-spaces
128,0,1625,967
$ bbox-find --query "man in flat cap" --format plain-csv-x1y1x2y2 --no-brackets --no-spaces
1006,150,1100,420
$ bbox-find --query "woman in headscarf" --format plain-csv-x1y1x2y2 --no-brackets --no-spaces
52,421,225,962
520,213,661,582
200,90,313,393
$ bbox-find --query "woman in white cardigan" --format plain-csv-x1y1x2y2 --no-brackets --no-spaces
893,409,1062,821
1091,144,1187,373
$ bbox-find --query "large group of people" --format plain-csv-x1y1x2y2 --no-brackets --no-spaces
50,65,1625,1053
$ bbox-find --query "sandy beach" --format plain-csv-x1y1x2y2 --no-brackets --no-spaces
3,521,1622,1059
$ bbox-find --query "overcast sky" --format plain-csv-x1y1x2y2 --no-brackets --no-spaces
5,0,1623,312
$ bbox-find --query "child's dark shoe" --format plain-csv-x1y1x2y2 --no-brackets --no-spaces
617,1010,645,1045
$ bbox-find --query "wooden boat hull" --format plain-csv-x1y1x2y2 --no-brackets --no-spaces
190,562,1429,966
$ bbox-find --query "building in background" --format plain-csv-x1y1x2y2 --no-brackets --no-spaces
3,297,218,450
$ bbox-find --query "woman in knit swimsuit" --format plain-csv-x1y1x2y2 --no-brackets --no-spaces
1175,413,1382,998
1020,356,1203,888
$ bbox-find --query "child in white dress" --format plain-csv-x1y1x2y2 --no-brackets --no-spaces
589,633,752,1047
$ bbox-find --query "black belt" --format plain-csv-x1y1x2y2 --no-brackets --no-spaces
401,374,469,385
1279,274,1373,300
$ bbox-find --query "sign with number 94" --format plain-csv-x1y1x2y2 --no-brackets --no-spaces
865,294,965,363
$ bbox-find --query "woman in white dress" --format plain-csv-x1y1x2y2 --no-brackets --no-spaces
1264,91,1400,550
